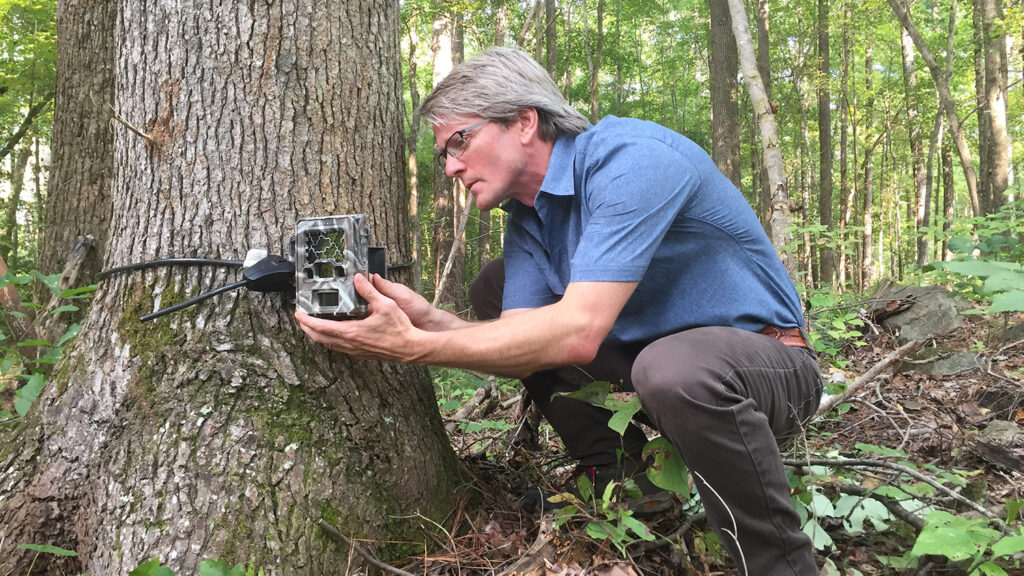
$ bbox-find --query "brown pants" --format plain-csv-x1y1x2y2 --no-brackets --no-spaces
469,259,822,576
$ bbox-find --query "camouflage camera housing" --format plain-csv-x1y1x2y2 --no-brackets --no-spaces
292,215,385,318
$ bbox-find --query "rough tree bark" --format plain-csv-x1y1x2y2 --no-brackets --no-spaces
37,0,115,288
727,0,796,278
545,0,558,79
708,0,742,187
0,1,462,574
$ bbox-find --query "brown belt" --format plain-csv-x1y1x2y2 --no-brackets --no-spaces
759,325,809,348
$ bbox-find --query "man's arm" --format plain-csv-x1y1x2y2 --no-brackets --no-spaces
295,273,638,378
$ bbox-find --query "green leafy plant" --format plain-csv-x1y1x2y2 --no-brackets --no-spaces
0,270,94,423
549,381,695,557
929,200,1024,315
549,473,657,556
15,543,77,576
878,511,1024,575
802,284,867,368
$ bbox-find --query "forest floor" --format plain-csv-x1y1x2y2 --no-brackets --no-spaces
405,311,1024,576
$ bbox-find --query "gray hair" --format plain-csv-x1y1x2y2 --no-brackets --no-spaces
420,47,590,141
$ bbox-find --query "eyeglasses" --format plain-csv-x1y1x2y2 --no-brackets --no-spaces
435,119,489,169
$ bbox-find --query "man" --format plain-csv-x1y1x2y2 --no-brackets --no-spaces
296,47,822,575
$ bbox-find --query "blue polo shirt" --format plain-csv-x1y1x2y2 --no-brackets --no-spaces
501,116,804,344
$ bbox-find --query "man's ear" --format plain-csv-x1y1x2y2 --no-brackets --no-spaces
514,108,541,144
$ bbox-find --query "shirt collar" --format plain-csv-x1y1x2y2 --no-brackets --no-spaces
537,134,576,198
501,134,576,220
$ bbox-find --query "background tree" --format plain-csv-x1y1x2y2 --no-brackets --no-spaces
0,0,461,573
709,0,741,187
817,0,834,286
35,0,110,286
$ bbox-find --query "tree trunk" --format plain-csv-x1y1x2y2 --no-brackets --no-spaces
981,0,1011,213
587,0,606,124
709,0,741,187
407,28,423,294
942,127,955,260
899,29,928,268
545,0,558,79
838,0,851,285
38,0,115,289
861,46,876,290
2,146,31,267
888,0,982,217
727,0,796,277
925,110,943,260
0,1,462,574
479,14,511,272
32,137,44,252
755,0,772,229
817,0,834,286
430,15,465,311
973,0,991,212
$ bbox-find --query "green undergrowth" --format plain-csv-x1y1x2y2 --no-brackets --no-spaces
0,269,94,426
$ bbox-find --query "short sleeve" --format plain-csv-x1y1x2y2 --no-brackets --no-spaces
570,138,700,282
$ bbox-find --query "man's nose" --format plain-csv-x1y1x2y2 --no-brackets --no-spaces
444,156,464,179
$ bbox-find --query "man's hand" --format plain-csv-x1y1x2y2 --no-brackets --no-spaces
367,274,436,329
294,273,424,363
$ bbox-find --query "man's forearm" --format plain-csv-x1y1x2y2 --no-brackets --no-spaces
421,306,478,332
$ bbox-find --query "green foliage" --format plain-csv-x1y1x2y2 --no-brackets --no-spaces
803,283,867,368
550,474,656,557
18,543,78,556
0,0,56,137
550,380,692,558
0,270,92,423
881,511,1024,575
929,201,1024,315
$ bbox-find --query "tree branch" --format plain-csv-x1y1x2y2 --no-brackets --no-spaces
317,520,417,576
784,457,1014,535
815,339,925,417
0,95,53,165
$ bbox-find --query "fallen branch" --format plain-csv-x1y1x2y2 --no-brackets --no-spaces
831,483,924,530
317,519,417,576
815,339,925,417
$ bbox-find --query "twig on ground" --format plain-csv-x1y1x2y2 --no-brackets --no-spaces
633,512,707,553
816,339,925,417
850,397,913,451
317,519,417,576
997,339,1024,356
783,457,1014,535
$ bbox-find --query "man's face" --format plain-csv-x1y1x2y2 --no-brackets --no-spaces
432,117,522,211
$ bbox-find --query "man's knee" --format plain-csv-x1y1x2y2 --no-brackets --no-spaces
469,258,504,321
